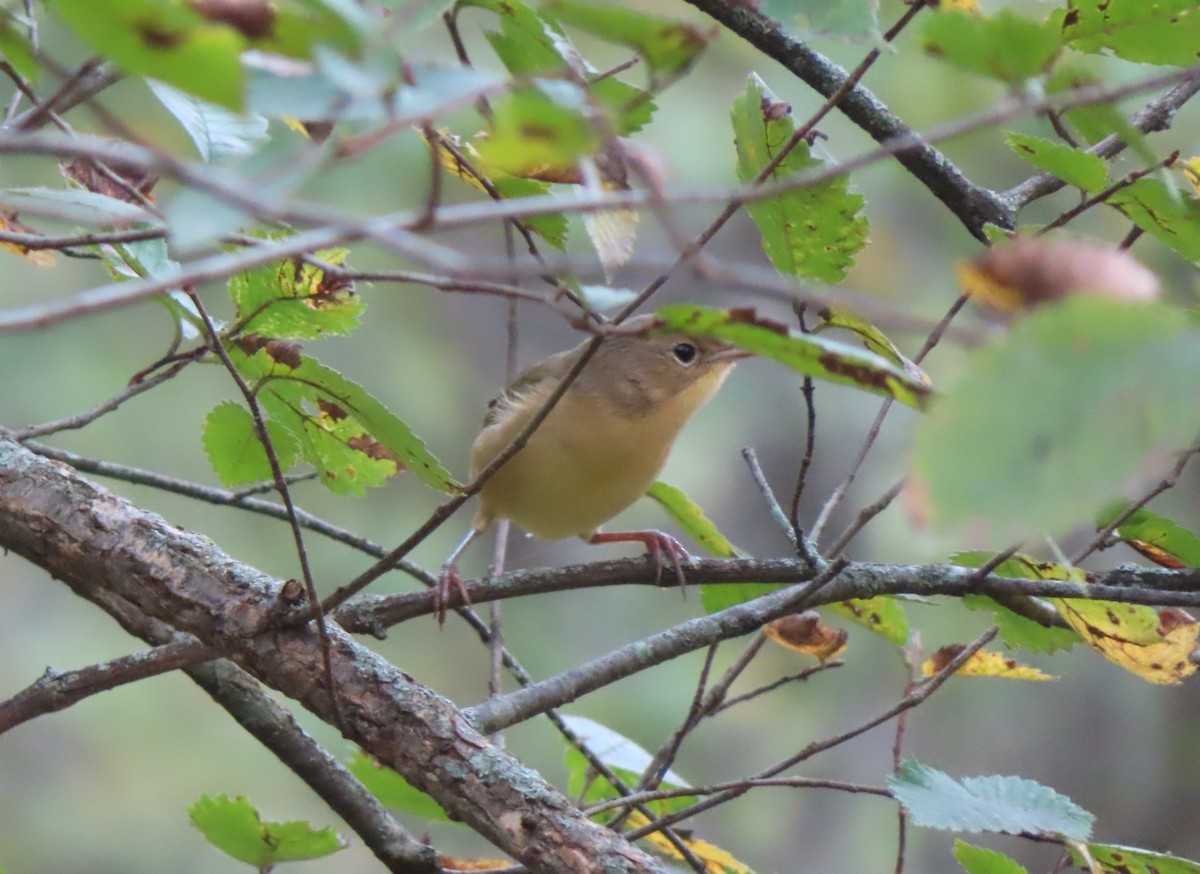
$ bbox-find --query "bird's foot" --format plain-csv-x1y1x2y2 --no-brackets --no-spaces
589,529,693,592
435,561,472,627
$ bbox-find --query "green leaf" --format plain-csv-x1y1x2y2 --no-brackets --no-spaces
465,0,654,134
248,61,499,122
1004,133,1109,193
52,0,246,110
259,0,366,59
829,597,909,646
547,1,714,76
814,309,929,387
645,481,743,559
346,751,449,821
955,840,1029,874
478,83,601,177
1079,843,1200,874
1108,178,1200,264
203,401,299,486
229,247,365,339
921,9,1061,82
291,358,458,493
889,759,1094,841
1100,505,1200,567
953,552,1081,654
264,393,400,495
731,74,869,284
1064,0,1200,66
913,298,1200,542
233,347,459,495
1,186,158,226
188,794,345,866
0,12,38,82
1047,64,1150,156
645,481,781,614
759,0,880,40
962,594,1079,654
493,176,568,249
560,715,694,818
147,79,268,162
655,304,931,409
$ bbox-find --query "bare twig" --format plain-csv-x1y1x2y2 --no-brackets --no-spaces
0,639,215,734
466,561,848,734
1035,151,1180,236
186,289,345,732
621,626,999,842
13,352,201,440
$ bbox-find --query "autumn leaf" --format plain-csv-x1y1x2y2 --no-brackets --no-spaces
627,810,751,874
1052,599,1200,685
923,646,1057,681
0,213,55,267
765,611,848,661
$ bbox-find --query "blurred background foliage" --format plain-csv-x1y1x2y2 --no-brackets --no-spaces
2,0,1199,872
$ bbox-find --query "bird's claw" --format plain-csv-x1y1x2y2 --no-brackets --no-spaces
589,529,693,594
435,563,472,627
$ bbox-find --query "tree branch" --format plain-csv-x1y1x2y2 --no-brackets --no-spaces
0,437,668,874
681,0,1012,240
333,552,1200,634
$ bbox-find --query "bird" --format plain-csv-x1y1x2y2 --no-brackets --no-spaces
436,314,749,622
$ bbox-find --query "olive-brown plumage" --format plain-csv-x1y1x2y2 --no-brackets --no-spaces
436,315,746,621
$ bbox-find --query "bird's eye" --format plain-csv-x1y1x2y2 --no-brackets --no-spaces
672,342,698,365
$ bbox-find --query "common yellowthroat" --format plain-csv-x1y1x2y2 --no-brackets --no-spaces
437,314,749,621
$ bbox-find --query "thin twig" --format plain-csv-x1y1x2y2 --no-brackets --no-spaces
585,775,891,816
1035,151,1180,236
827,478,906,558
811,292,970,544
620,626,999,842
466,561,848,734
0,639,215,734
707,660,842,716
741,446,802,554
14,352,202,440
1071,443,1200,565
186,289,345,733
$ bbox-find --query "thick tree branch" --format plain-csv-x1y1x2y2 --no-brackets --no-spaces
681,0,1011,240
0,438,667,874
51,585,436,874
1005,76,1200,209
334,554,1200,633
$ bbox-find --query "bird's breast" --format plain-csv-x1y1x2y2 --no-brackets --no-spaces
471,375,723,539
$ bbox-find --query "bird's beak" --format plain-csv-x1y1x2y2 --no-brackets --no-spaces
713,346,754,363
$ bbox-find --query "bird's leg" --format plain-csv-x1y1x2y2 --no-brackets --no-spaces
437,527,480,626
588,529,693,592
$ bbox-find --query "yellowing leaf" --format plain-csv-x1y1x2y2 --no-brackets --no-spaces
1052,600,1200,685
1124,539,1187,569
815,309,930,388
626,811,751,874
427,129,568,248
1180,156,1200,196
439,857,516,871
764,612,848,661
0,214,55,267
830,596,909,646
922,646,1057,681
